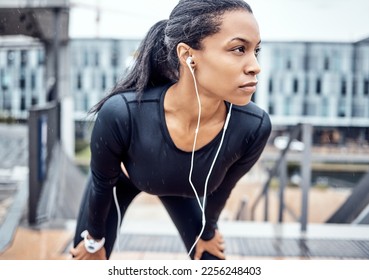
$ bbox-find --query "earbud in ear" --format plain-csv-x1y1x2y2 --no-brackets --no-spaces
186,56,193,67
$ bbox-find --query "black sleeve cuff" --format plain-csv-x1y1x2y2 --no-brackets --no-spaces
200,223,218,241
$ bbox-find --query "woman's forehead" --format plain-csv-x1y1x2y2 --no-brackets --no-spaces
217,10,260,43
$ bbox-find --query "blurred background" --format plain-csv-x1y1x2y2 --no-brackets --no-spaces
0,0,369,260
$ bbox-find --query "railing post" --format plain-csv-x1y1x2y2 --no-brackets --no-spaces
278,156,287,223
28,101,59,225
300,123,312,233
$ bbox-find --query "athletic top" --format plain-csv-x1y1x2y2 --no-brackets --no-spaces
87,83,272,240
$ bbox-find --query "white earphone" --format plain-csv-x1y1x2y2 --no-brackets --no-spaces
185,54,233,258
186,56,194,73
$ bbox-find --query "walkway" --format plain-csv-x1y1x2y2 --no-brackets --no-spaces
1,123,369,260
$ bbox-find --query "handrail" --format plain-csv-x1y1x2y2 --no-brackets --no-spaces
250,123,302,221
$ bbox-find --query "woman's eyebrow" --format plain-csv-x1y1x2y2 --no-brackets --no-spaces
229,37,262,46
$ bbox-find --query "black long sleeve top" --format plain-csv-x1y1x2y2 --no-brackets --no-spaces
87,83,272,240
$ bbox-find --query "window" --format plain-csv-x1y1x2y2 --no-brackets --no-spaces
111,50,118,67
0,68,8,90
101,73,106,90
303,54,310,71
324,56,330,70
20,96,26,111
286,59,292,70
31,96,38,105
7,51,14,66
268,104,274,114
293,78,299,94
316,78,321,95
111,41,119,67
364,79,369,95
83,50,89,66
19,72,26,90
38,49,45,65
268,78,273,94
352,78,357,96
341,79,347,96
20,50,28,67
94,51,99,66
322,98,329,117
31,72,36,90
77,73,82,90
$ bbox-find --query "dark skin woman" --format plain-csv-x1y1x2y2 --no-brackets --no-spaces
71,0,271,260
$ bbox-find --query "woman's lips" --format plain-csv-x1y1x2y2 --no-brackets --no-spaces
239,81,258,94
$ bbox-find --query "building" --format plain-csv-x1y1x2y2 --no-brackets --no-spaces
0,36,368,145
70,38,141,119
0,36,46,120
256,37,369,145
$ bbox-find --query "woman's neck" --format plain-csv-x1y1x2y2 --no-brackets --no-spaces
164,80,226,131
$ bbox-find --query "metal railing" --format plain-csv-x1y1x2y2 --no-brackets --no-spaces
247,123,313,233
28,101,60,224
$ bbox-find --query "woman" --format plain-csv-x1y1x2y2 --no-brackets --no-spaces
71,0,271,260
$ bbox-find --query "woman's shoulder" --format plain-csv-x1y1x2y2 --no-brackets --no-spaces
107,84,170,104
232,102,272,135
233,101,268,119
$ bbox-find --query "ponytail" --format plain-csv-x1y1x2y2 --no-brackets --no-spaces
89,20,177,114
90,0,253,115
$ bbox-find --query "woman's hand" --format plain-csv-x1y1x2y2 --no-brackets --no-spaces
70,240,107,260
194,229,226,260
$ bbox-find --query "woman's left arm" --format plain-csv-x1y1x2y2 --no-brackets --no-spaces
201,113,272,241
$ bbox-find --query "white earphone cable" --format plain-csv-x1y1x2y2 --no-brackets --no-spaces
113,186,121,252
187,60,232,257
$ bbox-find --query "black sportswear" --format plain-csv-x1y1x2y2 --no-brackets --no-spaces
74,83,271,258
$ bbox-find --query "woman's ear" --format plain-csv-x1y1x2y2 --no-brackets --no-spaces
177,42,195,67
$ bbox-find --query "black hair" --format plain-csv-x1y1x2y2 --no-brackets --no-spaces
90,0,252,114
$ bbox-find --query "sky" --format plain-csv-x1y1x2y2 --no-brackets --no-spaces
69,0,369,42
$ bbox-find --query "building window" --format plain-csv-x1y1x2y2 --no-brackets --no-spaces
19,72,26,90
341,79,347,96
95,51,99,66
324,56,330,70
268,78,273,94
7,51,14,66
111,41,119,67
111,50,118,67
38,49,45,65
20,50,28,67
20,95,26,111
0,69,8,90
352,78,357,96
304,76,309,95
77,73,82,90
84,95,89,111
84,50,89,66
31,72,36,90
303,54,309,71
364,79,369,95
286,59,292,70
322,98,329,117
293,78,299,94
101,73,106,90
31,96,38,105
338,103,345,117
268,104,274,114
284,97,291,115
316,78,321,95
303,101,308,116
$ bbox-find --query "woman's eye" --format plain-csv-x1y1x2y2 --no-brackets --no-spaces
233,46,245,54
255,47,261,57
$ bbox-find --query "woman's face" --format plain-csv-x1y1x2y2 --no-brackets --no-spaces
193,9,261,106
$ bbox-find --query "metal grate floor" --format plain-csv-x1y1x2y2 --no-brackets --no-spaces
116,234,369,259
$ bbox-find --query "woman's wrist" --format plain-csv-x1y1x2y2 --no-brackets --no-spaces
81,230,105,253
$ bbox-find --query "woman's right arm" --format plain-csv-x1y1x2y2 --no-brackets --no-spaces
86,94,131,241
